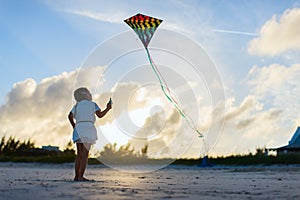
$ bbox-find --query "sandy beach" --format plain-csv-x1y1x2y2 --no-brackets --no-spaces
1,162,300,200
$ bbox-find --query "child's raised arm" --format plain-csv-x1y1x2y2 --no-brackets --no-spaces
95,99,112,118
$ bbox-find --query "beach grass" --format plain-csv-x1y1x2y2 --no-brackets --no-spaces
1,136,300,165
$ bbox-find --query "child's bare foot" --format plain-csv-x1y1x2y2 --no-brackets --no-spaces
74,177,79,181
77,177,90,181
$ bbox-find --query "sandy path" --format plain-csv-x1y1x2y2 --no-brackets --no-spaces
1,163,300,200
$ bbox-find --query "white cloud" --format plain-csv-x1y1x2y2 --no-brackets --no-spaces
248,8,300,56
198,63,300,156
2,63,299,157
247,64,300,102
247,64,300,132
224,95,262,122
65,9,127,24
0,67,150,149
242,63,300,147
0,71,76,148
206,96,284,156
128,108,191,158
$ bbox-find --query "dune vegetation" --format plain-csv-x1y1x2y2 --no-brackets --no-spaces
1,136,300,165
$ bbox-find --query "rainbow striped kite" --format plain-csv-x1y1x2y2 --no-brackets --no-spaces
124,13,163,48
124,13,203,138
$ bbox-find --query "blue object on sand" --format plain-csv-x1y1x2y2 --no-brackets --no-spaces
197,156,214,167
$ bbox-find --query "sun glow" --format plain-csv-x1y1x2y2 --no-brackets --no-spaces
95,98,165,150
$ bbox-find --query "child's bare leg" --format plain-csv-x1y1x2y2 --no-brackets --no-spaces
74,143,83,181
78,143,91,181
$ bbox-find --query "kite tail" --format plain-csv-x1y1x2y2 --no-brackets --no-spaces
145,48,203,138
148,55,181,107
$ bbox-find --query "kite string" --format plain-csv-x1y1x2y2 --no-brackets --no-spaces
148,55,181,107
145,48,185,116
146,48,186,115
145,48,203,138
148,51,200,132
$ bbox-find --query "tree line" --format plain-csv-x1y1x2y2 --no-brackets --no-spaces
1,136,300,165
0,136,35,156
0,136,149,164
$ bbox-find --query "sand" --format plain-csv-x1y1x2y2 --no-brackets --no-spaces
1,162,300,200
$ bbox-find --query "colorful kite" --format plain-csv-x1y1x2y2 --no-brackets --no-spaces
124,13,203,138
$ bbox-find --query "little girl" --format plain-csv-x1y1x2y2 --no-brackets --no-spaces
68,87,112,181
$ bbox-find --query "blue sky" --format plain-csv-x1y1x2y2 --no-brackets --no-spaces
0,0,297,101
1,0,300,157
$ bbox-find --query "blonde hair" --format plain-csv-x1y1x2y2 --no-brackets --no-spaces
74,87,90,102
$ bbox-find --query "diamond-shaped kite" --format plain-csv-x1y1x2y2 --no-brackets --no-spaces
124,13,163,48
124,13,203,138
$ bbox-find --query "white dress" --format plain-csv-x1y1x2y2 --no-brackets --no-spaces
70,100,101,144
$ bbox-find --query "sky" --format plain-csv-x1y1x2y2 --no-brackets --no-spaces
1,0,300,158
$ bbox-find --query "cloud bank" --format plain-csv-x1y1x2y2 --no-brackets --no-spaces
1,62,299,157
118,70,293,157
0,67,149,149
248,8,300,56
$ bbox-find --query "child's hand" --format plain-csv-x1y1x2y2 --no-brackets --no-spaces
107,102,112,110
107,98,112,110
